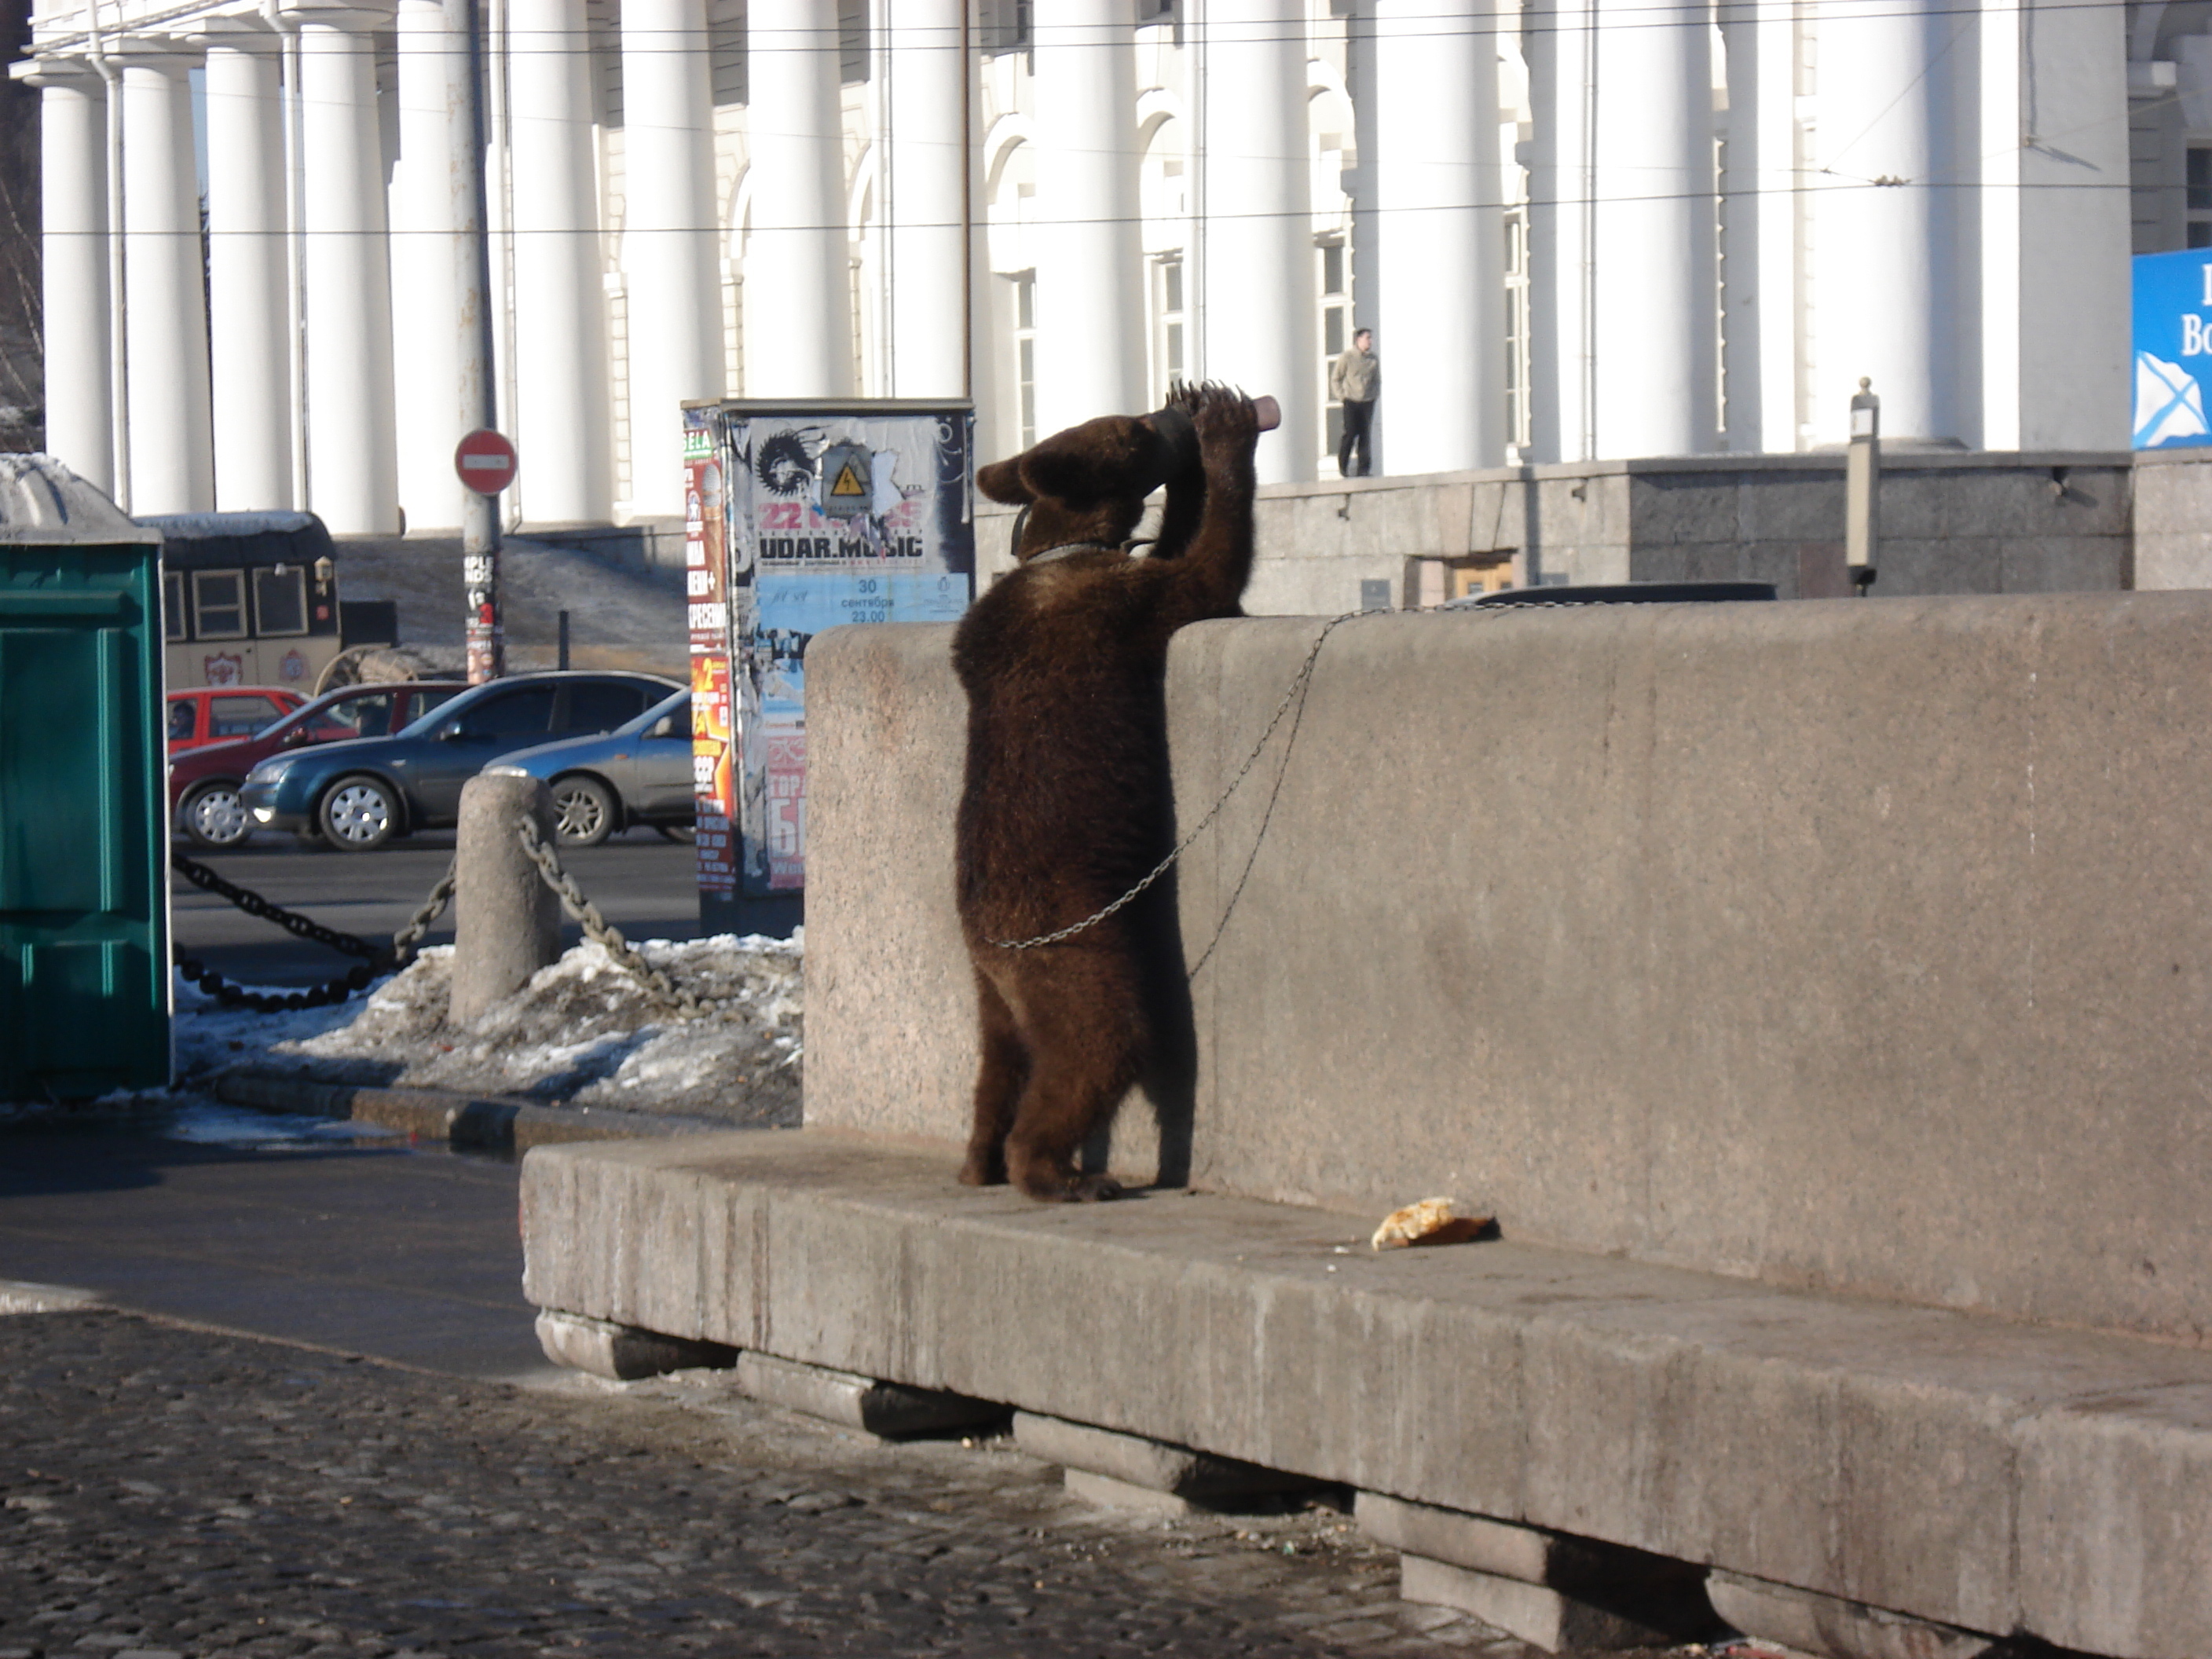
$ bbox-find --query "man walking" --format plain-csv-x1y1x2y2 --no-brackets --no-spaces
1330,328,1379,478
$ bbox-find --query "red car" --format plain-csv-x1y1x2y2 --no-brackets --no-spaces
170,680,466,849
166,685,306,756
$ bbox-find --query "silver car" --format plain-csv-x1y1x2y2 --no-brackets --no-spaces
490,689,695,846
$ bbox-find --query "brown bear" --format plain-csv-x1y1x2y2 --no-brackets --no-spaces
952,382,1262,1202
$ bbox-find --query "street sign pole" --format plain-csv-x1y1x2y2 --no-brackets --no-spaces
450,0,504,682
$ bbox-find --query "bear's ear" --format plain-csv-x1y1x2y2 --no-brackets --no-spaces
976,457,1033,505
1016,416,1173,505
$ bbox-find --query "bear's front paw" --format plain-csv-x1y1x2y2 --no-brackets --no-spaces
1186,386,1258,452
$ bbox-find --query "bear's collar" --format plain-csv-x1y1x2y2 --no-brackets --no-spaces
1023,540,1126,567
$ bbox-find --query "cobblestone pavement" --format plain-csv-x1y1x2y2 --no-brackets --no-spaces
0,1308,1704,1659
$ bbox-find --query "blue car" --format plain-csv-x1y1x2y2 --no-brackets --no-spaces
491,689,695,847
240,671,680,851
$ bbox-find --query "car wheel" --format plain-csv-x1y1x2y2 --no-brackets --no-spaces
551,775,618,847
180,781,253,850
320,775,400,852
653,822,697,844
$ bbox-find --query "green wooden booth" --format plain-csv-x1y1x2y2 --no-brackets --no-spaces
0,456,169,1101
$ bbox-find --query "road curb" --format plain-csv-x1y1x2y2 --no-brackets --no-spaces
214,1067,729,1150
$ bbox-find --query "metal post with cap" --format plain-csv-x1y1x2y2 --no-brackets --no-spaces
456,427,515,679
451,0,505,681
1846,377,1880,596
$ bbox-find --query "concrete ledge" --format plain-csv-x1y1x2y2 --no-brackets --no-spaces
1361,1493,1713,1651
733,1351,1005,1439
533,1309,736,1380
1399,1557,1694,1654
215,1068,727,1150
1706,1572,1995,1659
1012,1412,1317,1508
520,1130,2212,1659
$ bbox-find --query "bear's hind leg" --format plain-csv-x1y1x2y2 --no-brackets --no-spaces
1001,953,1146,1203
961,967,1027,1187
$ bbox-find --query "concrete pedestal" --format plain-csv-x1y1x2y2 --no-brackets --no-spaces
449,773,562,1024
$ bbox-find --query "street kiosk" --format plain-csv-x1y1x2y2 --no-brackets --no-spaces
0,455,170,1100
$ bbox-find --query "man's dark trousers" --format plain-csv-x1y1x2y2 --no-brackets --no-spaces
1339,400,1374,478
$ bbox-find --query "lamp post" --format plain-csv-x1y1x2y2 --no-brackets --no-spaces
1846,377,1880,596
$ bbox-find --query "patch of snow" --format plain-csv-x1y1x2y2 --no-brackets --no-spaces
179,934,804,1127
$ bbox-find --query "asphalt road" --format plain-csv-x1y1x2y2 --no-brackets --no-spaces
172,827,708,987
0,1119,1536,1657
0,1121,545,1378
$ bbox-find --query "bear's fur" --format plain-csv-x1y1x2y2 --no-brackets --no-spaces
952,383,1262,1202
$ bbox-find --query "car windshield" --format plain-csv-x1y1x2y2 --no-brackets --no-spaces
638,691,690,739
285,691,397,742
396,682,495,738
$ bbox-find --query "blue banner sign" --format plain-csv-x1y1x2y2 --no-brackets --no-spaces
2133,249,2212,449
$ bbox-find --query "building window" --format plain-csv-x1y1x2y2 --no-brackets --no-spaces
983,0,1031,53
2189,147,2212,248
609,287,632,507
253,566,308,637
164,572,185,642
1504,205,1531,456
838,0,870,83
709,0,745,107
1013,270,1037,449
1317,239,1348,459
1153,255,1185,403
191,570,247,640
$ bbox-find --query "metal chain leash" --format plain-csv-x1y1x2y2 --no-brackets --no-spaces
515,819,712,1016
987,608,1362,950
987,597,1603,951
170,851,456,1013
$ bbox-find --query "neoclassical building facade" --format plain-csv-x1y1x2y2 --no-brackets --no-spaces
14,0,2154,537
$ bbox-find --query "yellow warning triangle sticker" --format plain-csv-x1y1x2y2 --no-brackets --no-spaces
830,463,866,496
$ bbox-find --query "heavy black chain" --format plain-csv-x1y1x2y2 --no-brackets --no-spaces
172,851,386,961
169,851,456,1014
516,822,712,1016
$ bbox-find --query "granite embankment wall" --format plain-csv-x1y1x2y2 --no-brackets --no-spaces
805,593,2212,1346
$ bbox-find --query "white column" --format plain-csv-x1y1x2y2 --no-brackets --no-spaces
1031,1,1143,432
1374,0,1503,474
23,61,111,492
199,26,295,510
1591,0,1715,457
390,0,468,531
1980,0,2129,451
287,2,401,533
1199,0,1317,482
745,0,854,398
508,0,614,521
886,0,970,399
1719,0,1800,452
622,0,723,515
1525,0,1594,463
119,42,214,513
1814,0,1963,446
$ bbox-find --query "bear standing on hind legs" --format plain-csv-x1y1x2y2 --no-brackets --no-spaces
952,383,1263,1203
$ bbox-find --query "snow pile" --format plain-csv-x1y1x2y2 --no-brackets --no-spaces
189,933,804,1127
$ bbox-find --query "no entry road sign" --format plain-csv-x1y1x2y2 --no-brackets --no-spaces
455,429,518,494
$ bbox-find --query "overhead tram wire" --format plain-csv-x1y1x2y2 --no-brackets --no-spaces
18,0,2163,60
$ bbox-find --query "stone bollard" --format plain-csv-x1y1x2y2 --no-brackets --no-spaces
449,772,562,1025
